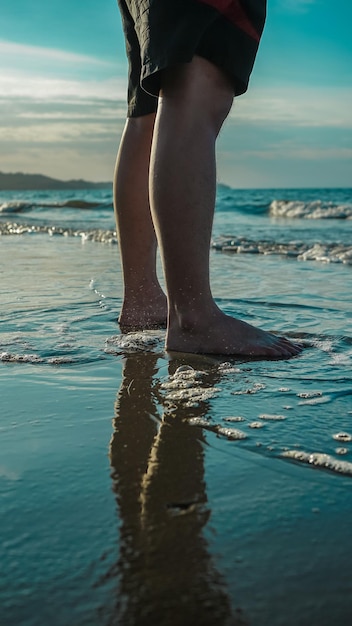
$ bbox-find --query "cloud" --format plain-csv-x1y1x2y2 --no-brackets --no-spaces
217,84,352,186
17,108,123,121
0,91,127,146
231,85,352,129
0,72,126,102
0,34,349,186
0,103,125,181
0,39,114,68
0,71,128,180
0,122,118,144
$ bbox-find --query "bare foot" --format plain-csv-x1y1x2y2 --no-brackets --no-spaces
118,289,167,331
166,306,302,358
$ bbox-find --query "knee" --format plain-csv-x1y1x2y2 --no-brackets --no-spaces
208,85,234,135
160,55,234,135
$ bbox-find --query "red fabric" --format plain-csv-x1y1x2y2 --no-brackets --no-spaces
198,0,260,42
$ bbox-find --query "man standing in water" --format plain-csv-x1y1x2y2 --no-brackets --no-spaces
114,0,300,357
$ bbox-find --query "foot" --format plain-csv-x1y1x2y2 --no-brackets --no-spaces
118,289,167,331
166,307,302,358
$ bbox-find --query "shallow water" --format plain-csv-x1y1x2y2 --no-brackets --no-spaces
1,186,352,624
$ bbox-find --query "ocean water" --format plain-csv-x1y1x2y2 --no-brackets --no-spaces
1,186,352,625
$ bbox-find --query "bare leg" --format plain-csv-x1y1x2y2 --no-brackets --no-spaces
150,56,300,357
114,113,167,329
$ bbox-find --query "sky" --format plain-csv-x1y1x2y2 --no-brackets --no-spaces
0,0,351,188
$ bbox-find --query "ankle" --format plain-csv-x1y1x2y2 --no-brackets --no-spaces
169,301,219,333
119,289,167,329
124,279,164,301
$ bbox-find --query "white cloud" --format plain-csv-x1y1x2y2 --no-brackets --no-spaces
231,85,352,128
0,122,119,143
0,34,349,186
0,39,113,68
0,69,127,180
18,108,122,120
0,71,126,102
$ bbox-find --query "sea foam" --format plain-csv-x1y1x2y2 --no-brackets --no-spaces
282,450,352,476
212,236,352,265
269,199,352,219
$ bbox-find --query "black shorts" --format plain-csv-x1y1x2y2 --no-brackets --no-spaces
117,0,266,117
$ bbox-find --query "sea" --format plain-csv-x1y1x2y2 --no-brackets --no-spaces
1,185,352,625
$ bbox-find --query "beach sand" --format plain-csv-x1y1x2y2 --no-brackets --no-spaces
1,208,352,625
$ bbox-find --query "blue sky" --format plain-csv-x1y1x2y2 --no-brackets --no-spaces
0,0,351,187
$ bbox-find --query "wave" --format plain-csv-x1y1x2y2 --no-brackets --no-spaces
212,236,352,265
2,221,352,265
2,193,351,220
270,199,352,219
0,222,118,243
0,199,111,213
0,201,33,213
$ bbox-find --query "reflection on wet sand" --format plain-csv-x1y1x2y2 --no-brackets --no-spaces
109,353,244,626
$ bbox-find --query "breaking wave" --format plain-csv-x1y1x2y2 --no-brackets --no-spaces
270,199,352,219
0,199,111,213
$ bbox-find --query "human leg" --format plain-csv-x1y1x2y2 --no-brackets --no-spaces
114,113,167,329
115,1,299,355
149,56,300,357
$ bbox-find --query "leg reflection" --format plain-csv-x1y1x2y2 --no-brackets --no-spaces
109,353,242,626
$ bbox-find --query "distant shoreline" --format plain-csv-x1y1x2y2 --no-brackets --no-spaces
0,171,111,191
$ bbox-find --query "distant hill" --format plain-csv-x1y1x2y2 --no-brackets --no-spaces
0,171,111,191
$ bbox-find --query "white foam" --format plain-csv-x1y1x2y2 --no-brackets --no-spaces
0,352,43,363
329,350,352,366
216,426,247,440
105,331,164,353
298,243,352,264
187,417,212,428
282,449,352,476
297,390,322,399
313,339,334,352
298,389,327,405
0,201,32,213
259,413,287,421
161,366,219,407
161,366,204,392
163,386,219,405
0,222,118,243
212,236,352,265
174,365,195,374
336,448,349,455
47,356,75,364
217,362,241,374
332,432,352,442
270,199,352,219
248,421,265,429
161,379,195,390
224,416,245,422
232,382,266,395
